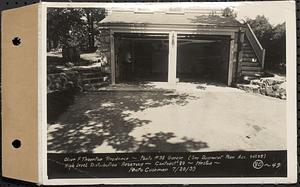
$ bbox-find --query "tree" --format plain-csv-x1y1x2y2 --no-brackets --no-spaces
246,16,286,72
270,23,286,71
246,16,273,47
47,8,86,49
85,9,106,51
222,7,237,18
47,8,106,53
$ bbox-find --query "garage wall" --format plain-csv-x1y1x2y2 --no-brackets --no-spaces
95,28,111,77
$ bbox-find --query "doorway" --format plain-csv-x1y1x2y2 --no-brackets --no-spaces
177,34,231,84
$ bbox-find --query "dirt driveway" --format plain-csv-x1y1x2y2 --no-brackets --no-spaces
48,83,286,153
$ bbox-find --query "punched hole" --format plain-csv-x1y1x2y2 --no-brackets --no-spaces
12,37,21,46
12,139,21,149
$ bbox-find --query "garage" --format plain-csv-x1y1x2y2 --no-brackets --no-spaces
99,9,265,86
177,34,231,84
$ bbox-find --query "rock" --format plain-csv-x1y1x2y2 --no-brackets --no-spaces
65,62,74,68
279,94,286,100
279,82,286,90
237,77,287,100
278,82,287,100
250,79,263,86
260,77,285,86
265,86,274,95
272,84,280,91
83,84,93,91
240,84,260,94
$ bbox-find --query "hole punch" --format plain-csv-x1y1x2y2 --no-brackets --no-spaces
12,37,21,46
12,139,21,149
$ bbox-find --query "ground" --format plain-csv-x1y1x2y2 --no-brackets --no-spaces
47,82,286,153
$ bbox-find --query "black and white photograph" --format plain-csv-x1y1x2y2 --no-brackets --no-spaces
45,1,296,183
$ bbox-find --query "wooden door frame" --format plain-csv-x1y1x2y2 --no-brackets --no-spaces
109,28,237,86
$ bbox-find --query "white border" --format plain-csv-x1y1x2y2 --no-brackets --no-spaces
39,2,48,185
285,0,298,183
39,1,297,185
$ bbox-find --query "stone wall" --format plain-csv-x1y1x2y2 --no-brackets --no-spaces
47,71,82,93
237,77,286,100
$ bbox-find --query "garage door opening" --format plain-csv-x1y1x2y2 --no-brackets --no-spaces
115,33,169,83
177,34,231,84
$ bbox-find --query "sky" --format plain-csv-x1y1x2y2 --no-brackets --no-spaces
170,1,294,25
232,1,294,25
107,1,295,25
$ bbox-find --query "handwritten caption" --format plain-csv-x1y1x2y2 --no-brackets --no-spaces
62,153,281,174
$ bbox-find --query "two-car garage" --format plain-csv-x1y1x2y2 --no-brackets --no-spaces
114,33,231,85
99,10,245,86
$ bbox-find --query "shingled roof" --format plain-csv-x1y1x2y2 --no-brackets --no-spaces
100,11,244,28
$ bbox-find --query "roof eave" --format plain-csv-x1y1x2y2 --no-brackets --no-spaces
99,22,244,30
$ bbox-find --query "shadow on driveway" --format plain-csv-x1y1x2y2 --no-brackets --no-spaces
47,91,208,153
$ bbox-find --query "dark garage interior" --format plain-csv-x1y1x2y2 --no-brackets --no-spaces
177,34,231,84
115,33,169,82
115,33,231,84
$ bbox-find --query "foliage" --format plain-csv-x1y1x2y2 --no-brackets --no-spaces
222,7,237,18
246,16,286,72
47,8,105,51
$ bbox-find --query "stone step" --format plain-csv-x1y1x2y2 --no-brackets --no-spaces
83,82,109,91
241,66,262,71
250,79,263,86
76,68,102,73
82,72,102,76
241,76,261,84
241,71,264,76
81,72,103,78
241,62,260,67
82,77,105,83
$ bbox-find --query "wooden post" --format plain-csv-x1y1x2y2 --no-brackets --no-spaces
168,31,177,86
237,31,245,80
110,32,115,85
227,34,235,86
261,49,266,69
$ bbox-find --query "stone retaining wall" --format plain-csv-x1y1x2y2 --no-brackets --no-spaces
237,77,286,100
47,71,83,93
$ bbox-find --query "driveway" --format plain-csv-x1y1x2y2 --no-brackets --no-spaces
48,82,286,153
